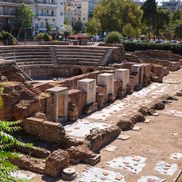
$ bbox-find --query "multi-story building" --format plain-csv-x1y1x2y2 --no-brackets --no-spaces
0,0,33,32
64,0,88,25
161,0,182,11
88,0,100,17
32,0,65,35
0,0,65,36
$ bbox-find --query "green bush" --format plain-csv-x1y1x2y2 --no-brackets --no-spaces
0,31,16,45
105,31,123,44
122,41,182,55
34,32,52,41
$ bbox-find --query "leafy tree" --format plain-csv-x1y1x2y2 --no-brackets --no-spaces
105,31,123,43
0,120,31,181
46,21,51,33
142,0,157,39
155,8,171,38
73,21,83,33
15,3,34,39
34,32,52,41
64,18,69,25
174,20,182,38
122,23,135,39
93,0,143,33
172,9,182,22
86,17,101,35
0,31,16,45
64,24,73,37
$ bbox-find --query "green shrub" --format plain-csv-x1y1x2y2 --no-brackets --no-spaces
122,41,182,55
0,31,16,45
34,32,52,41
105,31,123,44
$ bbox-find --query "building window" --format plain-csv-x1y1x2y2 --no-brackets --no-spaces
41,22,44,27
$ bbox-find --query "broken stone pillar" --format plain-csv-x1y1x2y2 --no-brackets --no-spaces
131,64,144,88
143,64,152,86
77,78,96,104
98,73,114,102
114,69,129,95
46,87,68,122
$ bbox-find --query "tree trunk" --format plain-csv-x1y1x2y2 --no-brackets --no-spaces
17,26,23,40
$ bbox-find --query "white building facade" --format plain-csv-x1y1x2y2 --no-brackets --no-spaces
161,0,182,11
64,0,88,25
32,0,65,35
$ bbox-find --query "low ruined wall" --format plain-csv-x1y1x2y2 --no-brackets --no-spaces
23,117,66,144
23,117,81,148
86,126,121,152
23,65,102,81
133,50,182,61
56,70,109,89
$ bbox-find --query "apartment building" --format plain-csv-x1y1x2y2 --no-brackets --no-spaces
0,0,33,32
64,0,88,25
32,0,65,35
0,0,65,36
88,0,100,17
161,0,182,11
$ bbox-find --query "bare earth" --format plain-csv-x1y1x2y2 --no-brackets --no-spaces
31,69,182,182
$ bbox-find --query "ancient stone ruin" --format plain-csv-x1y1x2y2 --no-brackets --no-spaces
0,44,182,181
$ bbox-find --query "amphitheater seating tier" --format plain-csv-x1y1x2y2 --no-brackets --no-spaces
0,46,113,67
55,46,109,66
0,46,53,67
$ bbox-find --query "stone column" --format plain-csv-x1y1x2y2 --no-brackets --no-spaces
77,78,96,104
131,64,144,86
98,73,114,101
114,69,130,90
47,87,68,122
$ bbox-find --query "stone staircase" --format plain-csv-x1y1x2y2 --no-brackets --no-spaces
55,46,111,66
0,46,53,67
13,65,32,81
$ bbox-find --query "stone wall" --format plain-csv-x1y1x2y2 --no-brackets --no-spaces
86,126,121,152
132,50,182,61
23,117,66,144
23,117,81,148
0,82,40,120
0,61,29,82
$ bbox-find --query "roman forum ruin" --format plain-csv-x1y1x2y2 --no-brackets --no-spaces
0,44,182,181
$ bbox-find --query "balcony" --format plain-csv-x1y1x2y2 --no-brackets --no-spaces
34,0,57,6
0,0,33,4
35,13,56,18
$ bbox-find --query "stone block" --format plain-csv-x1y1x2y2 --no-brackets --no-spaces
114,80,123,98
77,78,96,104
23,117,66,144
131,64,144,86
114,69,129,90
68,89,86,116
47,87,68,122
98,73,114,101
45,149,69,177
83,103,98,114
96,93,105,109
67,145,99,165
143,64,152,86
68,104,78,121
